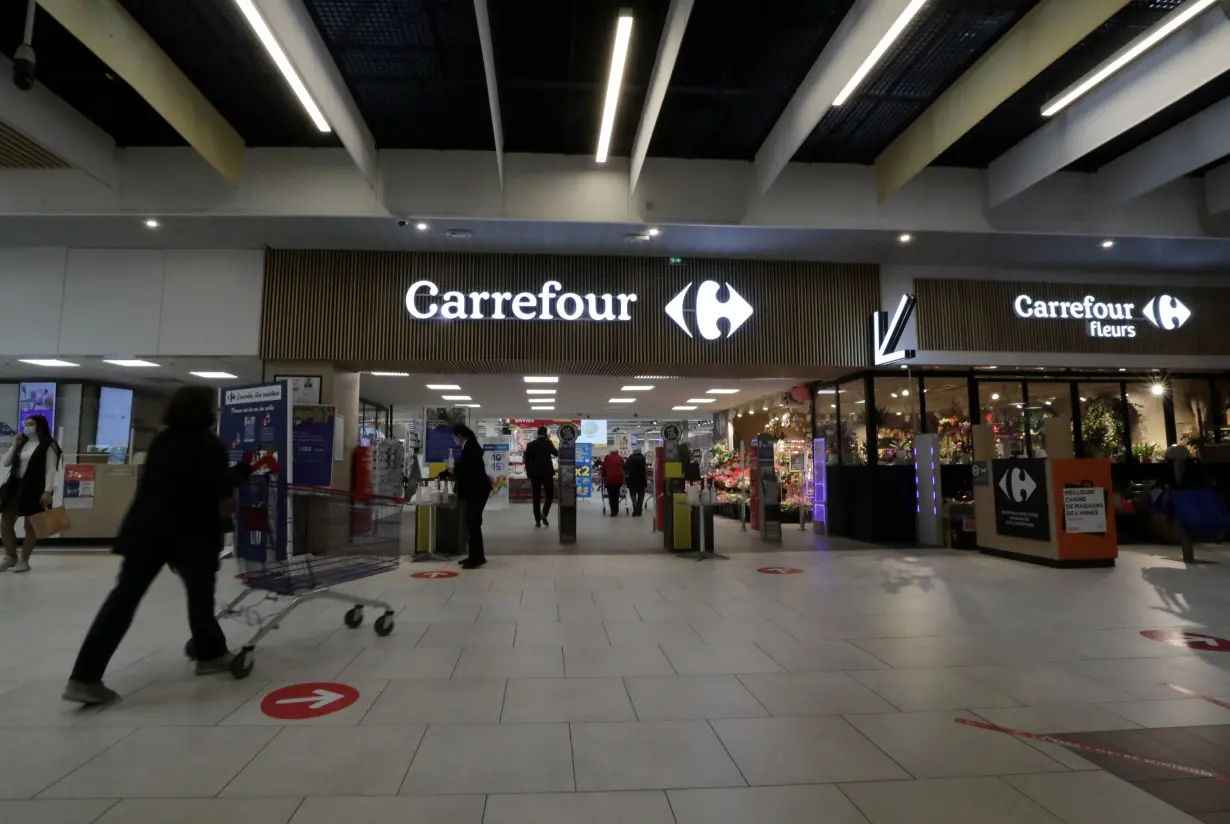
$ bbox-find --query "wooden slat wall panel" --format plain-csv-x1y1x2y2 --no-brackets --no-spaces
917,278,1230,356
261,251,879,376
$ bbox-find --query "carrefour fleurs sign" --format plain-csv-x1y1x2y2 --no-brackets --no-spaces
1013,293,1191,339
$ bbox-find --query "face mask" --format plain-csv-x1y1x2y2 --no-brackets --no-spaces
23,426,36,439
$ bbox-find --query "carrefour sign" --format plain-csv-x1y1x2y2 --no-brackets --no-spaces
406,280,637,321
1013,293,1191,339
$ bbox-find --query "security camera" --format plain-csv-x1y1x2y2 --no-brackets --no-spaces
12,44,35,91
396,219,408,228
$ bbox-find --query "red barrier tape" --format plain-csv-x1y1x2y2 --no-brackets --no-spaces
1162,682,1230,710
954,718,1230,782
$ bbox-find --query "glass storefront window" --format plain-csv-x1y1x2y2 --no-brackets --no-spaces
839,379,867,465
1172,378,1211,454
979,381,1027,458
1025,382,1073,458
1126,380,1169,462
923,378,971,464
1078,384,1127,462
815,387,840,465
874,376,921,465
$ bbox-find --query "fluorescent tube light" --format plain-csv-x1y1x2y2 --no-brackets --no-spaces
621,385,654,391
595,11,634,163
441,395,472,401
526,389,557,395
609,398,636,403
523,376,559,384
706,388,739,394
672,405,696,411
686,398,716,404
833,0,929,106
368,372,409,377
104,359,158,367
425,383,459,389
1043,0,1218,117
190,371,237,379
20,359,78,367
233,0,331,132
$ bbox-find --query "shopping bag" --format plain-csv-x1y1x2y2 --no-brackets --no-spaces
28,506,71,538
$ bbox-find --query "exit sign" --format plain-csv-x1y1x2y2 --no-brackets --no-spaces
669,257,684,266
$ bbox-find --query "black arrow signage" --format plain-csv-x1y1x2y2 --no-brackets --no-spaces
872,294,917,366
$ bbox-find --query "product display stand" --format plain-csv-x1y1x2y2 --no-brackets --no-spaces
676,500,727,561
410,501,445,562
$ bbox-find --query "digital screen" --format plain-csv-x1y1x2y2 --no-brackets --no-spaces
97,386,134,462
18,382,56,435
578,419,607,445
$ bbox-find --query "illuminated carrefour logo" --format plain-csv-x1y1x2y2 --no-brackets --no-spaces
1013,293,1190,339
665,280,754,340
405,280,636,322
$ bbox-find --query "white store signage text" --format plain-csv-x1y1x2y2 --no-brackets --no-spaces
406,280,637,322
1012,293,1191,339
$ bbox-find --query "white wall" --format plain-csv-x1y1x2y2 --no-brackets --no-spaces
0,248,263,357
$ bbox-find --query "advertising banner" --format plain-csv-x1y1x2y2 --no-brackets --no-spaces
483,442,510,510
1051,458,1117,561
18,382,56,433
63,464,96,510
292,404,336,488
220,382,291,564
992,458,1050,541
576,442,593,499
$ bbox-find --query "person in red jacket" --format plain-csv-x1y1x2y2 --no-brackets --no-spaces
603,448,625,516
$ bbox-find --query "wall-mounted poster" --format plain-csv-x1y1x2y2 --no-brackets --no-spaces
483,442,510,510
275,375,322,406
292,404,336,488
18,382,56,433
220,382,292,564
97,386,134,463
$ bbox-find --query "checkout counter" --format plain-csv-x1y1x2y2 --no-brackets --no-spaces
40,454,142,545
972,420,1117,567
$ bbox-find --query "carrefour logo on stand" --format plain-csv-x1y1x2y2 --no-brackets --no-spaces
1012,293,1191,339
998,467,1037,502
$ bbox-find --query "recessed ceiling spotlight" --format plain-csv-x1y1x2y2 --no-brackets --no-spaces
416,222,429,231
1101,239,1115,249
1150,383,1166,396
144,219,160,229
1119,368,1127,372
898,233,912,244
991,393,1001,400
901,389,910,397
647,227,660,237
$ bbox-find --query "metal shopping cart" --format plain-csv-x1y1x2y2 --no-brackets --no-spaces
186,476,403,679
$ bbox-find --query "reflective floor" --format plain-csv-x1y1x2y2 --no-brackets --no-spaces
0,542,1228,822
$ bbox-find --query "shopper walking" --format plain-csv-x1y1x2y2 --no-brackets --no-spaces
63,386,254,705
603,448,625,516
523,426,557,528
0,414,61,573
624,447,648,516
452,423,492,569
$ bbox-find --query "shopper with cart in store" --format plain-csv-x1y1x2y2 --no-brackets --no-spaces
523,426,558,528
603,447,625,516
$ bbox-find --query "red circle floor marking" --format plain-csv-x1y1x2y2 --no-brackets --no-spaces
261,682,360,720
1141,629,1230,652
757,566,804,575
411,570,459,579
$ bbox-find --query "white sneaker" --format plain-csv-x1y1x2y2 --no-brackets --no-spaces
12,560,30,573
0,557,15,572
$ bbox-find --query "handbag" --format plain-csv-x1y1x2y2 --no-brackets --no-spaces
28,506,71,538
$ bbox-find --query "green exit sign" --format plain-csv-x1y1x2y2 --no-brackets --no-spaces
668,257,685,266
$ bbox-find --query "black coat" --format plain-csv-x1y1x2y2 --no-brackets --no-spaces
114,426,250,562
454,438,493,502
523,436,557,480
0,440,61,517
624,451,648,491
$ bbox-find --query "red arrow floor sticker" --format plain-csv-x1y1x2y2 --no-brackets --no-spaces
955,718,1230,782
261,683,360,720
757,567,804,575
411,570,459,579
1141,629,1230,652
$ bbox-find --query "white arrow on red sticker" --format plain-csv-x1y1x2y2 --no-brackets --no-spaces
276,688,347,711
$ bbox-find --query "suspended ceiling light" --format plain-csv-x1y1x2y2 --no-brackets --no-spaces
1042,0,1219,117
833,0,929,106
595,10,634,163
233,0,331,132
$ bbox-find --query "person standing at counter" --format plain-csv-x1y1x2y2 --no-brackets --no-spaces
0,414,61,573
452,423,492,569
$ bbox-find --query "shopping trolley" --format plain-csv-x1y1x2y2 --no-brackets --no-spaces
186,476,404,679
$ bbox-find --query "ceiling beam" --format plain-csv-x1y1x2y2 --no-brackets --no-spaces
752,0,916,197
253,0,379,189
989,6,1230,207
1208,161,1230,214
1098,95,1230,202
875,0,1130,202
472,0,504,187
0,54,118,187
630,0,694,193
36,0,245,186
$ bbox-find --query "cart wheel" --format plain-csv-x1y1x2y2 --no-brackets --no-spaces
344,606,364,628
230,649,254,679
374,613,395,637
184,639,197,660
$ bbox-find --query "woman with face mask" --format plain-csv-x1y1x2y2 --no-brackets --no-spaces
0,414,61,572
451,423,492,569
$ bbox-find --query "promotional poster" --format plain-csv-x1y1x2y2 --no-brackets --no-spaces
483,442,510,510
18,382,56,434
992,458,1050,541
220,382,292,564
292,404,336,488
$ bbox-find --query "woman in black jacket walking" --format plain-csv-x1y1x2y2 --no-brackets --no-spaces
452,423,492,569
63,386,254,705
0,414,62,572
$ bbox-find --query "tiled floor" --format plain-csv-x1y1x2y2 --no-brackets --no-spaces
4,543,1230,821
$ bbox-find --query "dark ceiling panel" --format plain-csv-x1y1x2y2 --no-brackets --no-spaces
796,0,1041,165
649,0,857,160
936,0,1187,168
489,0,669,157
0,4,182,146
304,0,492,150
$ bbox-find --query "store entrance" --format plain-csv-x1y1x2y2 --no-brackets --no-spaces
358,372,824,555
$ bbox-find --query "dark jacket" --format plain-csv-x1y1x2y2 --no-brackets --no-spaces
523,436,558,480
454,438,493,502
0,439,61,517
624,451,648,490
114,426,250,561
